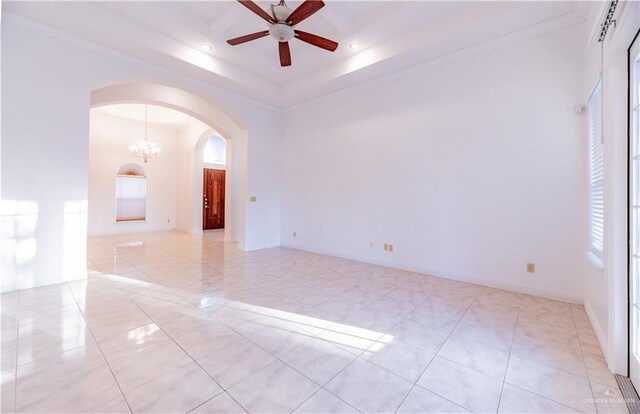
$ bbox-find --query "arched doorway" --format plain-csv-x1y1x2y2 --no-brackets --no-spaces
195,130,235,240
89,82,248,247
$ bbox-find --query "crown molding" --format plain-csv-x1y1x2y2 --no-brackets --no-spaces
284,8,586,113
3,5,588,113
1,12,285,113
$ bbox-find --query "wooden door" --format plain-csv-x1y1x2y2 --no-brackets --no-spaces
203,169,225,230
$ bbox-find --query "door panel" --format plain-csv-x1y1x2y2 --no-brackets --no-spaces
203,169,225,230
630,32,640,390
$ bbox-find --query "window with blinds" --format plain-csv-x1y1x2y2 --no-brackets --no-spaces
115,164,147,222
588,78,604,257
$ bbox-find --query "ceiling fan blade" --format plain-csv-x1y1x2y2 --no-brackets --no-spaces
294,30,338,52
286,0,325,26
279,41,292,67
237,0,275,23
227,30,270,46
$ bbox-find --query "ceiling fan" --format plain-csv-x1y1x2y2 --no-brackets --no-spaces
227,0,338,67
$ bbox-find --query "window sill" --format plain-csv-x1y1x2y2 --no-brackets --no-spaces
115,219,147,223
585,250,604,270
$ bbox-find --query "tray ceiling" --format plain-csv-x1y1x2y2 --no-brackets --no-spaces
3,1,586,108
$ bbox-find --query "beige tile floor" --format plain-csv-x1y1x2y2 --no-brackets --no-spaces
0,231,629,413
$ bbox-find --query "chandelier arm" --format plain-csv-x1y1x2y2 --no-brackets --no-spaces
130,104,160,163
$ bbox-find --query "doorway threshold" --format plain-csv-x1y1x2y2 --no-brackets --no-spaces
616,374,640,413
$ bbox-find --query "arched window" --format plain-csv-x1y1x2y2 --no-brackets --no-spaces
203,135,227,165
115,164,146,222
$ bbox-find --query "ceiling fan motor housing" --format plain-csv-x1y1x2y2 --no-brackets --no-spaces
271,3,292,22
269,23,295,42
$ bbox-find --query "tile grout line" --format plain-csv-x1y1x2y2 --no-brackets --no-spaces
504,308,597,378
293,286,501,413
163,285,331,386
130,301,245,414
501,381,586,413
66,281,134,414
161,265,379,392
268,295,402,412
289,387,364,414
197,311,332,390
186,390,248,414
392,292,475,414
12,274,422,412
194,319,331,400
77,235,607,414
292,287,436,412
497,302,595,413
285,289,432,413
494,295,522,414
131,261,359,404
570,302,600,413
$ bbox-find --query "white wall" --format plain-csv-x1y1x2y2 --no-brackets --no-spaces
1,16,282,292
282,23,587,302
88,111,179,236
581,1,640,375
175,117,216,235
581,3,608,363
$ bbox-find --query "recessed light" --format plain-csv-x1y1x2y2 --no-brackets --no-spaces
202,44,213,51
349,42,361,51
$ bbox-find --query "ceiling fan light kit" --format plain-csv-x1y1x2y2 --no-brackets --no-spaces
270,23,294,42
227,0,339,67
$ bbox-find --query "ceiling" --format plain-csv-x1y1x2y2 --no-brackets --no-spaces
3,1,587,108
93,104,192,125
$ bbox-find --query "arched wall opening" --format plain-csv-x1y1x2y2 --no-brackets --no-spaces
195,130,236,240
89,82,249,247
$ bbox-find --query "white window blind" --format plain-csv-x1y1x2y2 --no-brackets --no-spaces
115,176,146,222
588,78,604,256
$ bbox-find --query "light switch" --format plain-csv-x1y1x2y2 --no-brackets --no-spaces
250,196,257,202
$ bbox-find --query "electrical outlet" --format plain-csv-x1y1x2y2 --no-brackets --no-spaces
250,196,257,202
384,244,389,251
389,244,394,252
527,263,535,273
369,242,374,249
293,231,297,237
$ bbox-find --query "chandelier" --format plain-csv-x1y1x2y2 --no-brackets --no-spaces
129,105,160,163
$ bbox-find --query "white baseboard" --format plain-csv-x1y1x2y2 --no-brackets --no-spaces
240,241,281,251
281,243,583,304
584,299,609,358
88,227,178,237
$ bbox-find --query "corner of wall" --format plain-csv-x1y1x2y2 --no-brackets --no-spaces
584,296,609,357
